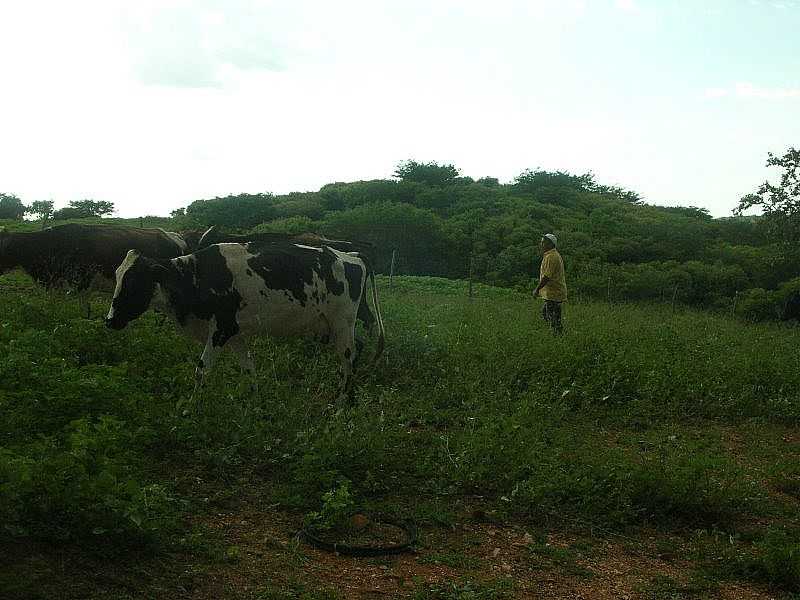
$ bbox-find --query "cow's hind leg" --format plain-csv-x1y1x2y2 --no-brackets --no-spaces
227,336,258,398
351,337,365,376
333,322,357,404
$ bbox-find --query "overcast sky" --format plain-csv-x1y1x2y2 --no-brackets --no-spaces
1,0,798,218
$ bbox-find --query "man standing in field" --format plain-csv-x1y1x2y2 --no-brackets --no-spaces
533,233,567,335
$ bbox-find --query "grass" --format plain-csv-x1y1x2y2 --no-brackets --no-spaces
1,272,800,596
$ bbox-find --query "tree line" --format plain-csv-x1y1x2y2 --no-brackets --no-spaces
3,152,798,320
0,196,114,222
166,157,799,319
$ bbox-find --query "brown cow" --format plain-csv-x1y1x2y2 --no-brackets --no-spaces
0,223,189,316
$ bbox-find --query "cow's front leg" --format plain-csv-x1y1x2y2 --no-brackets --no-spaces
196,340,221,387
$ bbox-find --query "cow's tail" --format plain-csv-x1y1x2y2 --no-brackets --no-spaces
369,266,385,362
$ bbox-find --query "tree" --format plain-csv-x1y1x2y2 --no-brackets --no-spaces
736,147,800,247
53,199,115,219
27,200,55,222
0,193,26,220
513,169,595,194
394,160,460,186
185,193,276,228
511,169,600,208
70,199,115,217
322,201,453,275
52,207,86,219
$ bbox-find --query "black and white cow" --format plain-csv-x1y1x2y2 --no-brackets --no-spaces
194,227,380,340
105,241,384,398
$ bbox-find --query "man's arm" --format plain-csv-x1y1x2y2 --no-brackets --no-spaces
533,275,550,297
534,253,553,297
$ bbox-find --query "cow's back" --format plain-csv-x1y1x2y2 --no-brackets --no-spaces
56,224,183,274
197,227,375,262
11,224,184,283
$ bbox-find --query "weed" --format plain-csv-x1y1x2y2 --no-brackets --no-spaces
639,573,718,599
256,581,342,599
525,537,594,579
419,550,482,569
303,482,356,534
737,527,800,592
412,577,514,599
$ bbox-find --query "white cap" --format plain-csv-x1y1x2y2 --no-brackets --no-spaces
543,233,557,247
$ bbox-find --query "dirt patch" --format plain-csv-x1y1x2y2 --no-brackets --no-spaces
186,503,779,599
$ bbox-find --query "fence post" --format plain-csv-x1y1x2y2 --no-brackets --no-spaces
606,274,612,304
468,253,474,299
389,249,396,288
671,284,679,313
731,290,739,317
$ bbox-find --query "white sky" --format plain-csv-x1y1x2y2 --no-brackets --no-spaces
1,0,798,218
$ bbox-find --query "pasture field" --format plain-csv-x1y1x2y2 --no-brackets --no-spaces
1,272,799,599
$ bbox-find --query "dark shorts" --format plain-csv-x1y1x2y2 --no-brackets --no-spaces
541,300,563,334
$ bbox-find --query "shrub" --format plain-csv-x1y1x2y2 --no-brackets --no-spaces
0,416,176,542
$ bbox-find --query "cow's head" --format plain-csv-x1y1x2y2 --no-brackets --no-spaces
180,229,204,253
105,250,168,330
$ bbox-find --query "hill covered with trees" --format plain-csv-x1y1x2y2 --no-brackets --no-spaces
171,160,798,319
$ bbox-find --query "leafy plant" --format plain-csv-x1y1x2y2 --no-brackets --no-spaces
303,482,356,533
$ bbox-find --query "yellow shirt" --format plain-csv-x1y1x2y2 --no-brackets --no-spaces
539,249,567,302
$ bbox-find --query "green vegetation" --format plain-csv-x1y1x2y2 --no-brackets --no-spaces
737,146,800,254
52,199,116,220
302,482,356,534
1,271,799,596
2,155,800,595
0,193,26,220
